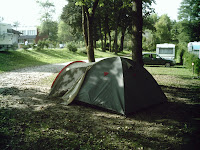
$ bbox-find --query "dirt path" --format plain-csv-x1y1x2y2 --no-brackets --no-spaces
0,58,106,88
0,62,69,87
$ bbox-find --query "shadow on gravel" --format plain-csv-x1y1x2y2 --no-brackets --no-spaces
0,82,200,149
0,87,20,96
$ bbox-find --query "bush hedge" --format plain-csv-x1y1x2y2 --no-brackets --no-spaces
184,51,200,75
67,42,77,52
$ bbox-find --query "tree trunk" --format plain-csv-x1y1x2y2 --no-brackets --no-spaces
103,33,107,52
82,6,88,48
113,28,118,54
120,27,126,52
99,20,104,51
83,0,99,62
94,40,96,49
112,8,120,54
179,50,184,65
131,0,143,66
108,31,112,52
87,16,95,62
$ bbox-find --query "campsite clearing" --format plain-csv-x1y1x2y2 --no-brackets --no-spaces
0,62,200,149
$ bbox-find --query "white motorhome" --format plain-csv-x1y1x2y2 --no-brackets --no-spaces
188,42,200,58
0,23,21,50
156,43,175,60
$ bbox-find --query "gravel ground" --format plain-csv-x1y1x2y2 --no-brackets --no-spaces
0,63,64,87
0,62,74,109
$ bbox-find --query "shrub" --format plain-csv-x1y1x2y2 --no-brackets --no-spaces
31,43,37,49
184,51,200,75
67,42,77,52
44,40,50,49
78,48,87,55
176,42,188,65
22,44,29,50
36,40,45,50
11,43,18,50
51,41,57,48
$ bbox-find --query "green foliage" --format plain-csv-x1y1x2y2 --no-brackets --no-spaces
36,0,55,21
37,40,57,50
0,47,8,51
36,40,50,50
39,21,58,41
67,42,78,52
60,0,82,40
51,41,57,48
11,43,18,50
142,14,173,51
31,43,37,49
178,0,200,42
36,40,45,50
61,0,155,59
142,29,157,51
22,45,29,50
37,0,58,41
57,21,82,43
176,43,187,65
78,47,87,55
155,14,172,43
184,51,200,75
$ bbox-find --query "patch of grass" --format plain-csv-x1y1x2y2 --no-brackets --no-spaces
0,49,130,73
145,65,200,89
145,65,195,77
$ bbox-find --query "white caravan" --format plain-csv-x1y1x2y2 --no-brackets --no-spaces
188,42,200,58
0,23,21,50
156,43,175,60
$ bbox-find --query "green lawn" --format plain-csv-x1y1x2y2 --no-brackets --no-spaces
0,48,130,73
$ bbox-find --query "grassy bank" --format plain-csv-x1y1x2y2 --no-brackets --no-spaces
0,48,130,73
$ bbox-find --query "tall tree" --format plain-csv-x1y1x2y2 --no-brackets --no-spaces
155,14,172,43
61,0,155,63
61,0,82,37
76,0,100,62
129,0,143,65
142,13,158,51
36,0,58,41
122,0,155,65
57,20,82,43
178,0,200,41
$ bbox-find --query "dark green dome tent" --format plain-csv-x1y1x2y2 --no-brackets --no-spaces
49,57,167,115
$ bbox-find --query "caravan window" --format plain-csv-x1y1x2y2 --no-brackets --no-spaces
159,48,173,54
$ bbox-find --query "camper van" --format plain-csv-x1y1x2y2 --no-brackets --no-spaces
188,42,200,58
0,23,21,50
156,43,175,60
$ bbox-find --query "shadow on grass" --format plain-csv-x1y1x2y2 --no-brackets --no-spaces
125,84,200,149
161,85,200,103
